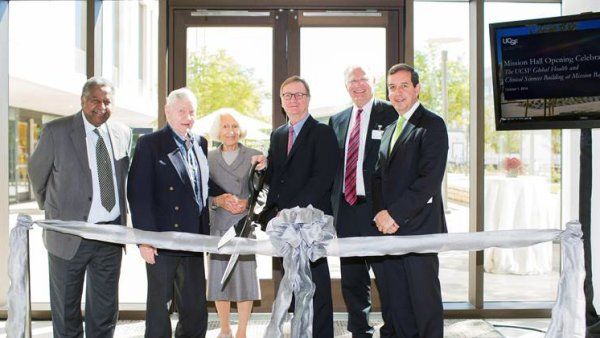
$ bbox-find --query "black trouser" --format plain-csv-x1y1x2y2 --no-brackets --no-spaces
337,197,391,338
145,254,207,338
48,239,122,338
381,254,443,338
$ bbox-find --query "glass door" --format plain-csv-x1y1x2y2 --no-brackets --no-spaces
171,5,402,312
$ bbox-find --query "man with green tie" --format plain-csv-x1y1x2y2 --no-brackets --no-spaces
372,63,449,338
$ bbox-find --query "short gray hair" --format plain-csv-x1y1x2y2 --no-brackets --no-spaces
166,87,198,108
81,77,114,99
208,108,248,140
344,65,375,84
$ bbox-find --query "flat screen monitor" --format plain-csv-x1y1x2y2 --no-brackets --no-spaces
490,12,600,130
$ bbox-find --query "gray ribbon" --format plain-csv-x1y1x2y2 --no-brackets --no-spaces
6,211,585,338
263,207,335,338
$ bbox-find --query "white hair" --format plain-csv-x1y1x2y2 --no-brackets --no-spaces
344,65,375,84
166,87,197,108
208,108,248,140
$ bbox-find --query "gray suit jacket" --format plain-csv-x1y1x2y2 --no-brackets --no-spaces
207,144,261,234
28,111,132,260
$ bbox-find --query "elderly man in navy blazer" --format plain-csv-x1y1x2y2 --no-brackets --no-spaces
254,76,339,338
373,63,449,338
127,88,234,338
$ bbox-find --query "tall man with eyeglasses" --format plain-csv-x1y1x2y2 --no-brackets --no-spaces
29,77,132,338
253,75,339,338
328,65,397,338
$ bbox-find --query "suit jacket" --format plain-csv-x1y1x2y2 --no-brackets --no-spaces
207,144,262,233
265,115,339,215
28,112,132,260
328,99,397,235
127,126,224,243
372,104,449,236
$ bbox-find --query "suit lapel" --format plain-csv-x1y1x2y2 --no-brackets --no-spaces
285,115,314,165
381,124,395,164
70,112,93,186
364,100,384,164
389,106,422,159
217,144,247,174
162,128,195,199
337,108,352,149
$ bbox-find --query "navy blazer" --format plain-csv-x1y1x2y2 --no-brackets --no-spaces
328,99,397,233
127,126,223,238
265,115,339,215
372,104,449,236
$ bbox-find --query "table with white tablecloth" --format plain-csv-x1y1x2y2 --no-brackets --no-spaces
484,175,554,275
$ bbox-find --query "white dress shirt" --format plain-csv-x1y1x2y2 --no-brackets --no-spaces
82,114,120,223
342,97,374,196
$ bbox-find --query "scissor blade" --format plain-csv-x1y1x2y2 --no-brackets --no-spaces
217,226,236,249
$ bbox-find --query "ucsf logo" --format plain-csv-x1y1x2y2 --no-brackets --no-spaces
502,37,518,46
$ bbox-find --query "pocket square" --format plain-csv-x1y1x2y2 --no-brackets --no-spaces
427,197,433,204
158,160,167,165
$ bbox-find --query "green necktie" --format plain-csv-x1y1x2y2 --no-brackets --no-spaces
389,115,407,155
93,128,116,211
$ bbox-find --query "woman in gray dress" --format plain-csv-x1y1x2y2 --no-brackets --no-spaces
207,109,261,338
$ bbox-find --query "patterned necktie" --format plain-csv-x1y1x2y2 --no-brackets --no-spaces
93,128,116,212
389,115,407,155
287,126,294,155
185,138,203,209
344,108,363,205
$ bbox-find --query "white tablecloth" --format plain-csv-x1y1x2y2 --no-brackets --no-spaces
484,175,554,275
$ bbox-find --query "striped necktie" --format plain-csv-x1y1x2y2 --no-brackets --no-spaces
344,108,363,205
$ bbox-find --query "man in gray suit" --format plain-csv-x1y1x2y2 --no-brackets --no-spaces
29,77,132,338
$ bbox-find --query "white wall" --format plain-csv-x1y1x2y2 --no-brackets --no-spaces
562,0,600,313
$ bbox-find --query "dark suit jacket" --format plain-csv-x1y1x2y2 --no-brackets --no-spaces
372,104,449,236
127,126,223,241
265,115,339,215
28,112,132,260
328,99,397,235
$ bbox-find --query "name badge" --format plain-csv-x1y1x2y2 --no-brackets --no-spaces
371,130,384,140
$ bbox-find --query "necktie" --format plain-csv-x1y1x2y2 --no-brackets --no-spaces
389,115,407,155
93,128,116,212
344,109,363,205
185,138,203,209
287,126,294,155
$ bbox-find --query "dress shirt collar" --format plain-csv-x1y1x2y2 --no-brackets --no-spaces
168,124,193,149
353,96,375,116
82,111,109,136
288,113,310,136
400,101,420,122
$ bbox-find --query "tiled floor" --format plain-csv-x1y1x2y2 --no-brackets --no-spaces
0,314,551,337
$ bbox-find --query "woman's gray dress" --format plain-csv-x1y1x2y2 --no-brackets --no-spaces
207,143,262,301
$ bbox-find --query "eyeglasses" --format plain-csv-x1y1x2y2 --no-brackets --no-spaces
281,92,308,101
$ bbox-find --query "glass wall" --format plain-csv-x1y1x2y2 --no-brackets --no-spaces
414,1,470,302
8,0,159,304
100,0,159,304
483,1,562,302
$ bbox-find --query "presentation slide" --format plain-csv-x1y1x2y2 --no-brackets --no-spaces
500,29,600,100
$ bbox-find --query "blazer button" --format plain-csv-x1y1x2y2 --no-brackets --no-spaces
174,223,179,228
88,197,92,201
169,186,174,191
174,206,179,211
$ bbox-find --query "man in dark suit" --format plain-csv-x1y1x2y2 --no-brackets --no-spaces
373,63,448,338
328,65,396,338
254,76,339,338
127,88,233,338
28,77,132,338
